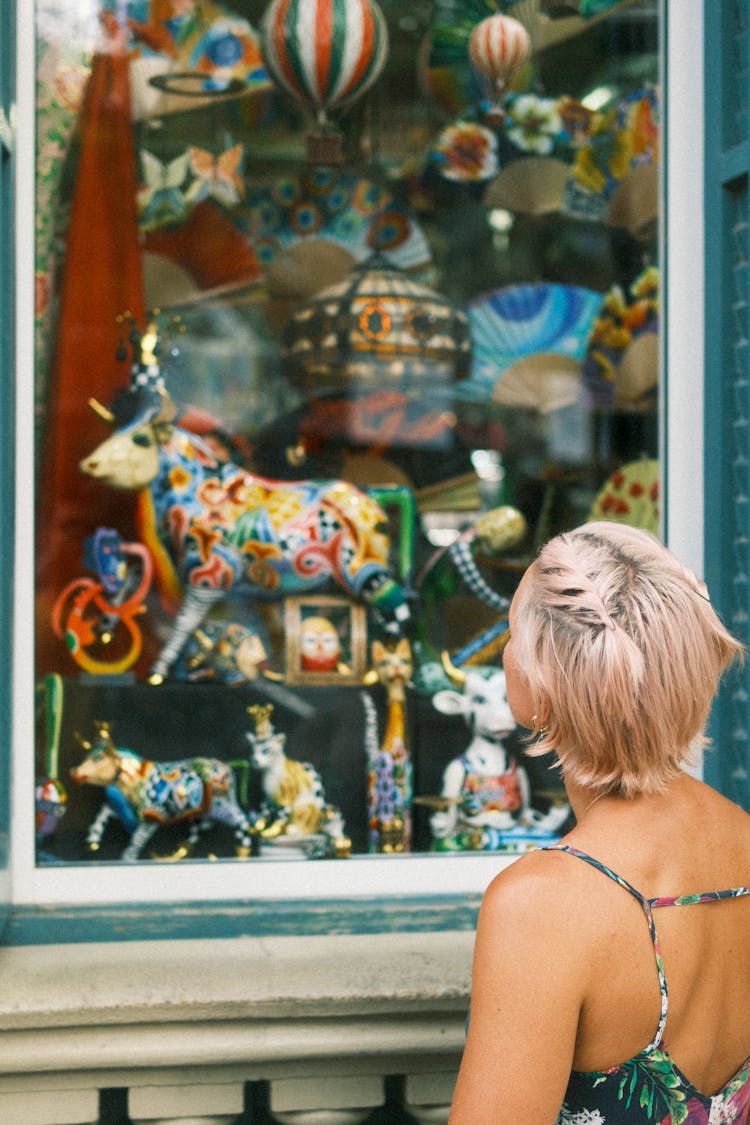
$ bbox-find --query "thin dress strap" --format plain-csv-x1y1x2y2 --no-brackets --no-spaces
545,844,750,1051
648,886,750,907
545,844,668,1050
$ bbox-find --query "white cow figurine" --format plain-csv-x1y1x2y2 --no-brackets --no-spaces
430,667,570,851
430,667,528,848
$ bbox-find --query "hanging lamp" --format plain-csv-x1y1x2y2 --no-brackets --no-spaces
280,254,472,395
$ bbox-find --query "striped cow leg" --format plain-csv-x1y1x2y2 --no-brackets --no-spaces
122,822,158,862
149,586,225,683
208,796,254,857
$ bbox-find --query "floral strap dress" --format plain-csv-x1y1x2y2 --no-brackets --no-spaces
545,845,750,1125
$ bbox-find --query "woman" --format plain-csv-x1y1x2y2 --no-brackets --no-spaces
448,522,750,1125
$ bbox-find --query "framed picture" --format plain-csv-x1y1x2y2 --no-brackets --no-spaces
284,596,368,686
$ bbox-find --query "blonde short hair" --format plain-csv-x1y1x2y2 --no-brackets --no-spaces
513,521,744,797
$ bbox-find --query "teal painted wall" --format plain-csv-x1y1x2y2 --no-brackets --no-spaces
704,0,750,810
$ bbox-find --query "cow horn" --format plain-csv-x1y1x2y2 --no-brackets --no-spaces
88,398,116,424
440,651,466,687
154,385,178,424
74,731,92,751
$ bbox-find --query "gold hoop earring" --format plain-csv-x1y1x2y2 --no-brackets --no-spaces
532,713,549,734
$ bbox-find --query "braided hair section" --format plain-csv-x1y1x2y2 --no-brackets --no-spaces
511,522,743,797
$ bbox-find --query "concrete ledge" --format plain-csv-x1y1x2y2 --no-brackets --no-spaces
0,930,473,1030
0,930,472,1101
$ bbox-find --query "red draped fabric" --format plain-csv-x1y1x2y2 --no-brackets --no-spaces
36,17,145,674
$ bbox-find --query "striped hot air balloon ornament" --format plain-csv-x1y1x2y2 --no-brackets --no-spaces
260,0,389,162
468,13,532,125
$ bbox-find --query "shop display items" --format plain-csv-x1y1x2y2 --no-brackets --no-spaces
79,328,412,684
427,665,570,852
245,702,351,857
33,0,658,863
52,528,153,676
70,721,256,861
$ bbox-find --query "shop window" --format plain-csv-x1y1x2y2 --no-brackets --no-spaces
27,0,660,897
0,0,15,910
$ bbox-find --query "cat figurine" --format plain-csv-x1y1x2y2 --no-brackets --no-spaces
366,638,414,854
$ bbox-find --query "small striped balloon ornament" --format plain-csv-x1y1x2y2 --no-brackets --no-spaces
260,0,389,162
468,13,532,125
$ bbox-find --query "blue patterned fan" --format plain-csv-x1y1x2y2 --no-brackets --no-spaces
459,282,605,403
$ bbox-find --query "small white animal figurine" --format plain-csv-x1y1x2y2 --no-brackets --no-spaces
70,721,254,861
430,666,530,848
245,704,328,839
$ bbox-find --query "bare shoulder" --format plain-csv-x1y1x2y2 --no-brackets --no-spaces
474,851,595,1009
696,780,750,863
479,849,594,943
706,782,750,828
676,776,750,847
696,774,750,813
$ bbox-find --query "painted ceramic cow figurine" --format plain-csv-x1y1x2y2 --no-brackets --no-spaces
430,666,570,851
79,386,411,681
430,667,529,849
70,720,254,861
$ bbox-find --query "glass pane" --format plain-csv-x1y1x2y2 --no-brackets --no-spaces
33,0,659,868
0,0,15,916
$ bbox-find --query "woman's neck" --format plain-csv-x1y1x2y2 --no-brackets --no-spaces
565,771,696,830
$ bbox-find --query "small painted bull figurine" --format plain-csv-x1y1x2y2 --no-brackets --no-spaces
79,387,411,681
70,721,254,861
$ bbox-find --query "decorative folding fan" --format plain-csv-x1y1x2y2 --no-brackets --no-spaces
579,265,659,408
124,0,272,120
143,200,263,307
460,282,605,405
263,239,358,331
240,167,433,278
492,354,582,413
483,155,570,214
428,92,592,195
563,85,660,237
